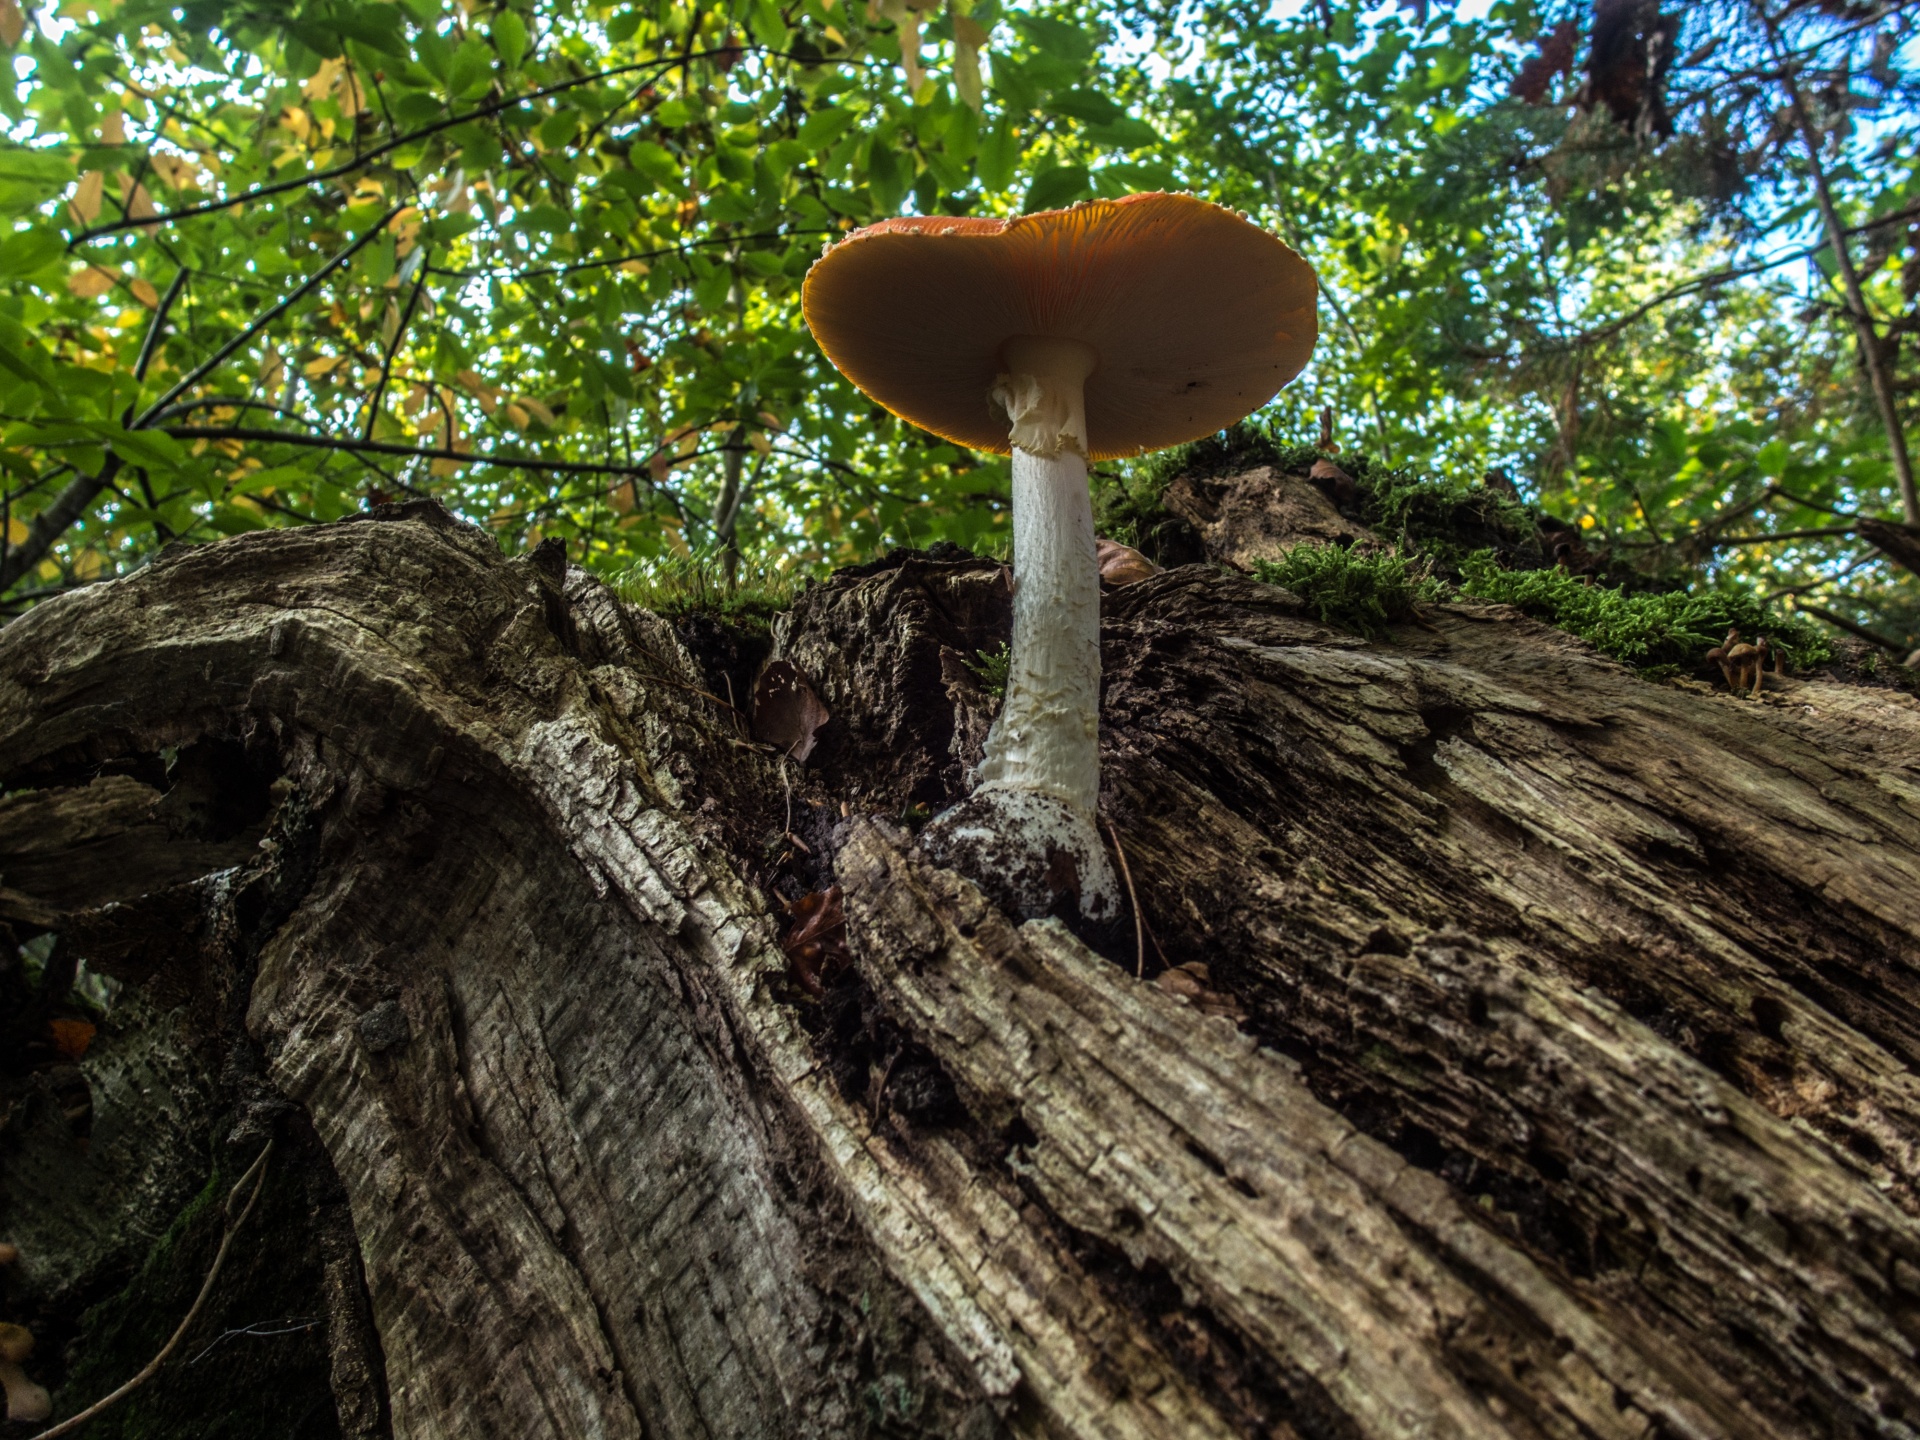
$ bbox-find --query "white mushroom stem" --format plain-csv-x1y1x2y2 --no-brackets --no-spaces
979,335,1101,815
0,1360,50,1424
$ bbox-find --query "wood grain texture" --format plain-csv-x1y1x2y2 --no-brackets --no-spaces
5,492,1920,1437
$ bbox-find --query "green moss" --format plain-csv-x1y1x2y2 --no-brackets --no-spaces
1252,545,1445,639
612,551,807,630
1455,553,1835,670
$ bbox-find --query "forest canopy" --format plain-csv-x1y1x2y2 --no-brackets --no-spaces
2,0,1918,647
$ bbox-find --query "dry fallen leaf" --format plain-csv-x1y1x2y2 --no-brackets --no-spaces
754,659,831,763
782,886,849,995
47,1018,96,1061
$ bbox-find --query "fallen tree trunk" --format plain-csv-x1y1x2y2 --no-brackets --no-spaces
3,496,1919,1438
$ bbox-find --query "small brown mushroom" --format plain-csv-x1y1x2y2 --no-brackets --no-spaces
1709,628,1768,699
1706,628,1740,690
1096,537,1159,586
0,1322,50,1424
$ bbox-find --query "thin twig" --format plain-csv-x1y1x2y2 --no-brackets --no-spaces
361,252,431,443
69,51,738,244
1799,602,1911,654
137,207,403,430
1769,22,1919,523
30,1142,274,1440
1103,818,1146,979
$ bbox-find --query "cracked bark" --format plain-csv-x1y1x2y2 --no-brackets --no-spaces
2,491,1920,1438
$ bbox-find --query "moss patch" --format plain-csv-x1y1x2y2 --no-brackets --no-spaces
1253,547,1444,640
613,552,808,631
1454,555,1835,671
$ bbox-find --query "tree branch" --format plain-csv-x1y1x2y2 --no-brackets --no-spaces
1768,25,1920,522
361,256,430,443
67,48,746,244
1,215,398,596
161,424,697,491
1798,601,1911,654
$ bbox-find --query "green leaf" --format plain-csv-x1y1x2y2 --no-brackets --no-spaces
1014,15,1096,63
1083,116,1160,151
1023,163,1088,210
1045,89,1121,124
0,148,73,184
493,12,529,70
978,118,1018,191
798,105,856,149
608,10,641,43
447,38,495,99
331,4,411,59
0,317,51,391
539,109,581,148
867,139,907,213
103,426,186,471
0,227,63,276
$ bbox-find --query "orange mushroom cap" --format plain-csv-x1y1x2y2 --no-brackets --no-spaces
802,193,1319,461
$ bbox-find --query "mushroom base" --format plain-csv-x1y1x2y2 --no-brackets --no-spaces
917,788,1120,923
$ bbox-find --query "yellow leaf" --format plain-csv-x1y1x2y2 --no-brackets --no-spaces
0,0,26,47
5,517,25,545
129,277,159,308
149,152,199,190
757,409,784,432
67,264,116,298
72,549,106,580
749,430,772,457
503,401,530,429
68,170,104,224
620,258,650,274
259,347,285,390
120,177,158,233
303,355,342,377
823,24,845,45
101,109,125,146
518,396,556,426
302,57,345,100
279,106,310,142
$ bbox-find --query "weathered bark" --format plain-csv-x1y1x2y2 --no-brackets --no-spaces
3,492,1920,1438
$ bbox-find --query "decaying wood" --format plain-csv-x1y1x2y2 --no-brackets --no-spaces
2,488,1920,1438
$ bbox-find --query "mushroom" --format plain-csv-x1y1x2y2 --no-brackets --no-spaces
0,1322,50,1424
1095,537,1158,587
1705,627,1739,688
804,193,1317,919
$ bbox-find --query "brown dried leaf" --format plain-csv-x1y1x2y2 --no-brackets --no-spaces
47,1017,95,1061
754,659,831,762
782,886,849,996
68,169,104,225
0,0,23,49
66,264,116,299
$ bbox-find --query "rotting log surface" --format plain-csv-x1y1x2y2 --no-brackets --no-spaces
2,496,1919,1438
